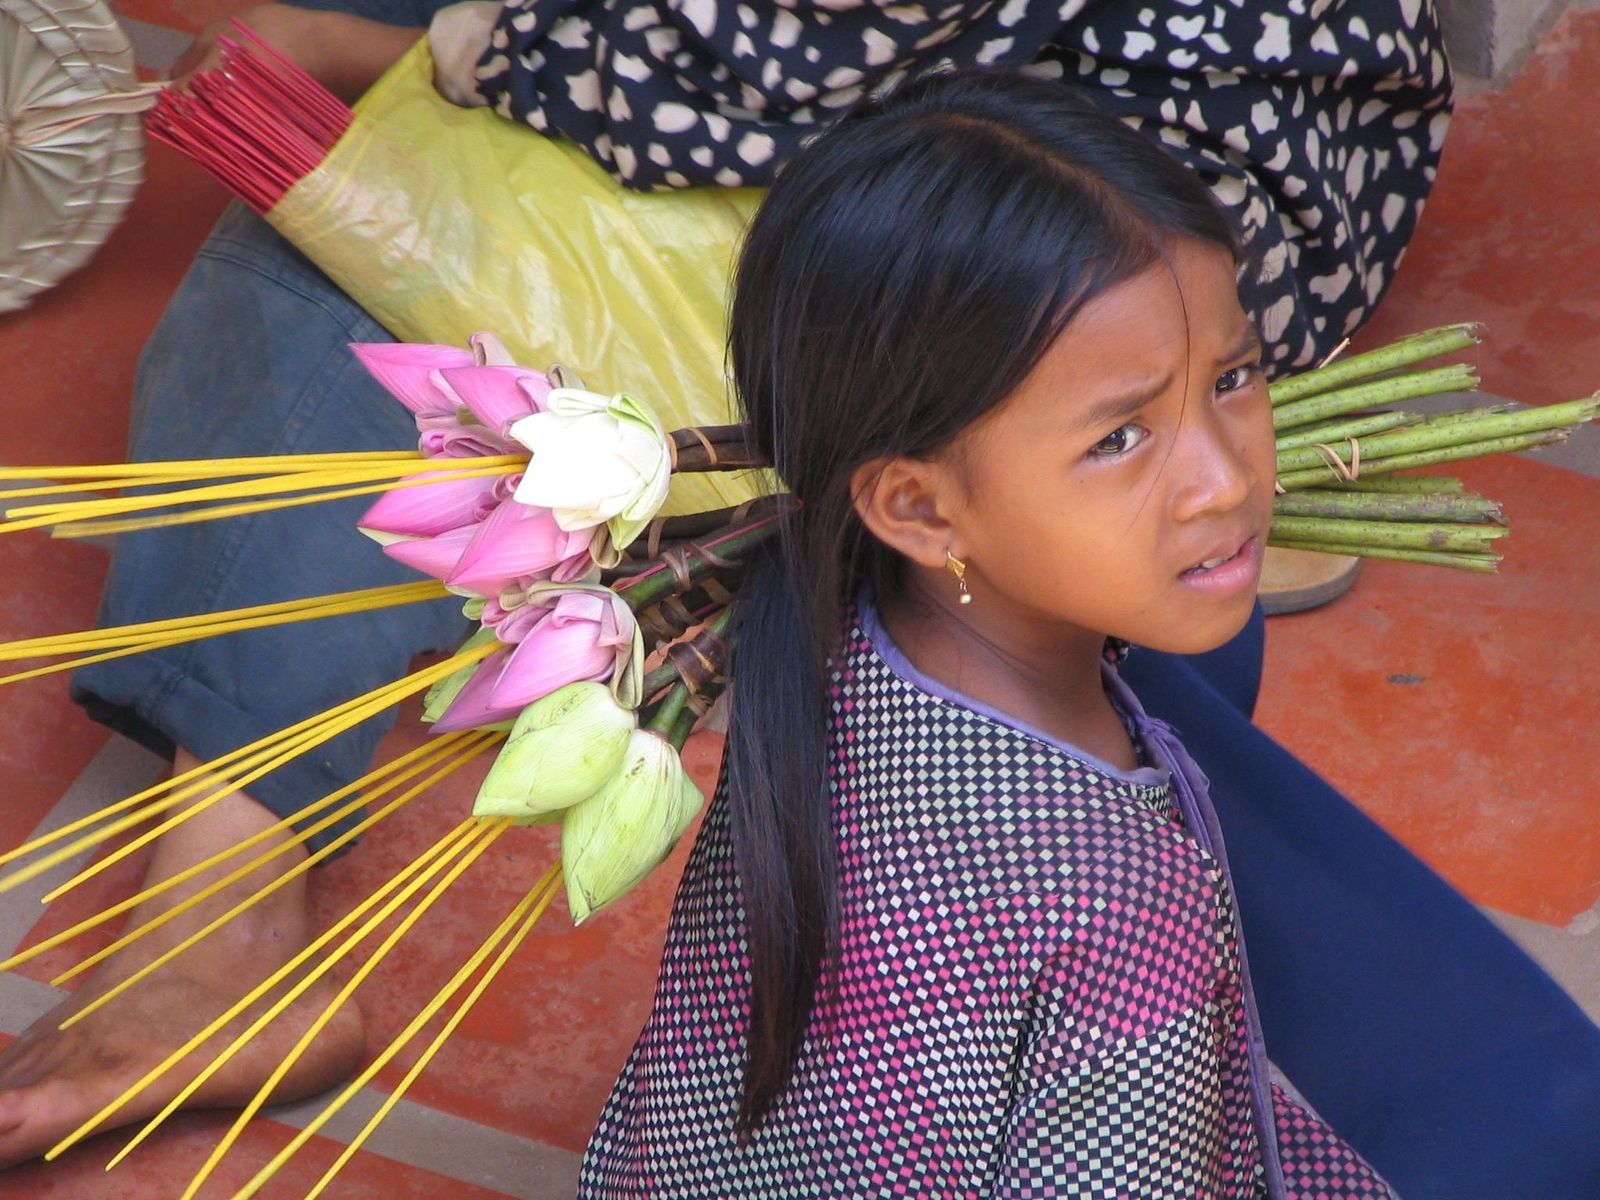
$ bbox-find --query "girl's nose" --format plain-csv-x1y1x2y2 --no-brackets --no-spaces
1170,414,1257,523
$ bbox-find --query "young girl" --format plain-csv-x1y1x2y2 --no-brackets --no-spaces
579,70,1394,1198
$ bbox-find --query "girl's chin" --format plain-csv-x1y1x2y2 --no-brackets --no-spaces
1125,593,1261,658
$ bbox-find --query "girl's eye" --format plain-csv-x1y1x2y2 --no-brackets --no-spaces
1216,361,1262,394
1089,424,1148,457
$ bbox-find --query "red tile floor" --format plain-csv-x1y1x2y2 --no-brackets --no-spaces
2,3,1597,1197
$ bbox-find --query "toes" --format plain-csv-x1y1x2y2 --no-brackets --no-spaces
0,1079,76,1169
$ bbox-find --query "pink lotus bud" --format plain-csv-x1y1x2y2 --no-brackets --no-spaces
486,590,639,711
415,411,522,459
470,331,518,366
382,523,480,583
435,366,553,437
358,472,502,539
448,501,596,596
349,343,474,415
430,646,525,732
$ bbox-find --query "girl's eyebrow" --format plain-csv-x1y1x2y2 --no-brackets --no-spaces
1067,373,1173,433
1066,325,1262,434
1224,325,1264,363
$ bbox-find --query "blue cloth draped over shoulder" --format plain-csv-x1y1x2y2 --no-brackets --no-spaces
1125,609,1600,1199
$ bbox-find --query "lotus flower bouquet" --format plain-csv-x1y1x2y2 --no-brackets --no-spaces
343,331,772,921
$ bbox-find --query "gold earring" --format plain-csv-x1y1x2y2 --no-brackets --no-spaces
945,551,972,605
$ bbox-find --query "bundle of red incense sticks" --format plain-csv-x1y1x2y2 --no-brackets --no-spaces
145,22,350,212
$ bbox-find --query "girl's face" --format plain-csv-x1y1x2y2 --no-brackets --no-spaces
945,236,1276,656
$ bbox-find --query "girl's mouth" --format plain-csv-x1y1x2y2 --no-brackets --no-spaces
1178,535,1263,593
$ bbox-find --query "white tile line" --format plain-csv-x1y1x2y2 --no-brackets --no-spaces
0,735,168,962
0,739,581,1197
0,970,67,1028
268,1086,584,1199
0,973,580,1198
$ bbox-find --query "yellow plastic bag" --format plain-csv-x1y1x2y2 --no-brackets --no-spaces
271,40,767,514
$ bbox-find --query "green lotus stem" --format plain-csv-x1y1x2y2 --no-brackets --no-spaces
670,680,724,748
1277,429,1570,490
643,681,691,737
641,608,733,699
1274,410,1417,452
1402,403,1516,428
1273,364,1479,431
1272,490,1504,524
1275,399,1593,474
641,661,681,702
1269,323,1481,406
616,512,782,610
667,425,765,473
1318,475,1465,494
1270,516,1509,552
640,676,727,748
1267,538,1500,573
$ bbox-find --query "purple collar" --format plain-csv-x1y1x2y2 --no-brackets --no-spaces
856,599,1170,788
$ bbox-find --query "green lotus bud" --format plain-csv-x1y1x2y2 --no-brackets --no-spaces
422,627,502,724
472,682,636,824
561,729,705,924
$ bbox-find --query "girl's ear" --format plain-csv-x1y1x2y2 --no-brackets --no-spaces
849,456,961,571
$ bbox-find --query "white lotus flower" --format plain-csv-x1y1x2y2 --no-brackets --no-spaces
508,389,672,564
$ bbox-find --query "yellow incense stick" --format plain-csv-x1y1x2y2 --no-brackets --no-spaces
49,463,522,539
0,580,441,686
26,642,496,901
0,730,321,893
0,634,196,689
0,475,250,502
1,733,479,976
6,455,526,520
7,467,416,522
302,867,563,1200
0,640,493,889
0,581,446,659
29,722,359,902
0,457,518,518
0,453,433,502
169,819,515,1198
0,451,425,481
53,733,501,1007
0,643,479,879
0,576,446,686
47,816,490,1163
45,654,478,899
229,852,554,1200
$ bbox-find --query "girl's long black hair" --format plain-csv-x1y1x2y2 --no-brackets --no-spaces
724,68,1241,1135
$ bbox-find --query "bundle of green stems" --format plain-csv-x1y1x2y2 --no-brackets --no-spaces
1266,323,1599,572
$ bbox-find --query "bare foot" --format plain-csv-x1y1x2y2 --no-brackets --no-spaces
0,753,365,1168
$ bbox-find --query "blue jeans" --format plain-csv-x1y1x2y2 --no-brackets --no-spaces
73,202,468,855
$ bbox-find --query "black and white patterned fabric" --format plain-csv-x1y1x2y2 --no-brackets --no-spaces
578,607,1397,1197
474,0,1451,372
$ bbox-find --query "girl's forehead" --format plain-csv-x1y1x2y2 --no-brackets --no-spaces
1047,241,1245,373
